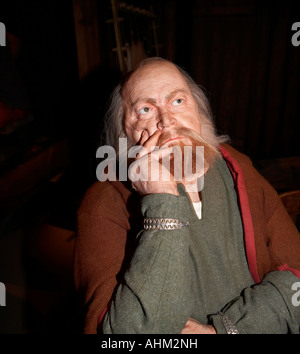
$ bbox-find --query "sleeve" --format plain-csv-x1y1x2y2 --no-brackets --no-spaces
210,162,300,334
73,183,129,334
100,188,195,334
210,270,300,334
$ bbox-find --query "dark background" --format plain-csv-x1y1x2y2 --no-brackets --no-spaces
0,0,299,333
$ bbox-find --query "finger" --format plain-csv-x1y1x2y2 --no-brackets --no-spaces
139,130,148,146
142,130,161,151
129,146,174,183
137,130,162,159
150,145,174,159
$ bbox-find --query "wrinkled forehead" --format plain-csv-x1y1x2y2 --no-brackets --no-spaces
122,62,190,100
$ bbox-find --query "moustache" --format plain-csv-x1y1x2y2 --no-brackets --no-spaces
156,127,219,175
157,127,203,148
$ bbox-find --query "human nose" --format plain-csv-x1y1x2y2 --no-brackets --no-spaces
157,109,176,130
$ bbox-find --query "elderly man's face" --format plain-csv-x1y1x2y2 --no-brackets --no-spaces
123,62,202,147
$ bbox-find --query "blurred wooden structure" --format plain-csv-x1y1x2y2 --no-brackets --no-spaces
72,0,101,80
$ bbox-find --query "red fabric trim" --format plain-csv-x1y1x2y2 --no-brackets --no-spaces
97,306,108,333
219,146,261,283
277,264,300,278
98,307,108,324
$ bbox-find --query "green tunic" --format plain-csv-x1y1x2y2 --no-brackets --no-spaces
101,157,300,334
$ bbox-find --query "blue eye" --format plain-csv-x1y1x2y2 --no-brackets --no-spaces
172,98,183,106
139,107,150,114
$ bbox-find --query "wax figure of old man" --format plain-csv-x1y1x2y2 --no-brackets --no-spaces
74,57,300,334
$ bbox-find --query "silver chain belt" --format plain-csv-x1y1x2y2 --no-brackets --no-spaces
143,217,189,231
